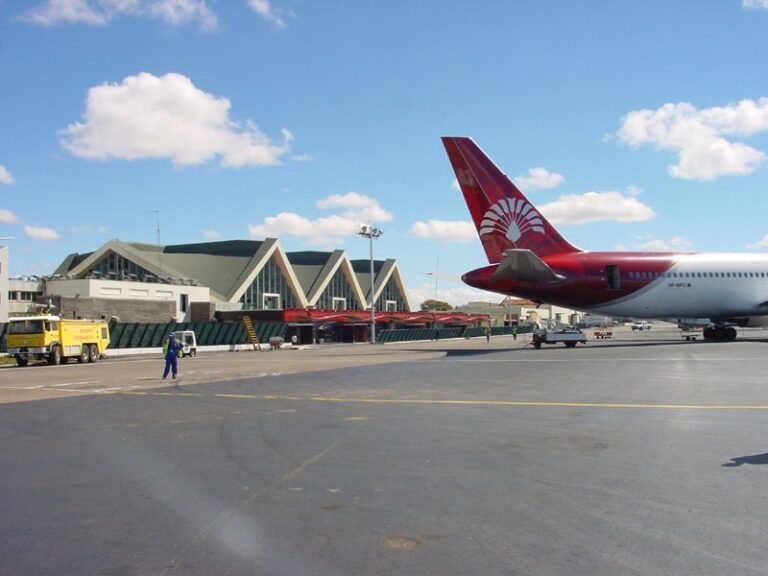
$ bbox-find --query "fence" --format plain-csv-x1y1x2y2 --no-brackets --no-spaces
377,325,531,343
0,321,287,352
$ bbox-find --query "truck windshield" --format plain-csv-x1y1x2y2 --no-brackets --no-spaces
9,320,44,334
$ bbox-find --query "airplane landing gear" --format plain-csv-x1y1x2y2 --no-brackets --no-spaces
703,325,737,341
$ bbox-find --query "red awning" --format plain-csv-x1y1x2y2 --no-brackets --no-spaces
281,308,489,325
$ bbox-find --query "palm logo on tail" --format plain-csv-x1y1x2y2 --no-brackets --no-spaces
479,198,545,245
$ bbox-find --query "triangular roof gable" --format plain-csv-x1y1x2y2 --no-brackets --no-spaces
170,239,273,301
67,240,190,288
227,240,308,307
306,252,367,309
350,259,385,301
372,260,412,312
285,251,335,297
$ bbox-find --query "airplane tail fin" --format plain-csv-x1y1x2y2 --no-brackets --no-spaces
442,137,580,264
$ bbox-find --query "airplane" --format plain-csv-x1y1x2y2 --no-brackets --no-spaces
442,136,768,341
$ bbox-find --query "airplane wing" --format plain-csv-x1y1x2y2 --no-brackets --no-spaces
491,249,565,283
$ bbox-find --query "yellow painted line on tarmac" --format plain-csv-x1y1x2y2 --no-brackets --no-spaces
118,390,768,411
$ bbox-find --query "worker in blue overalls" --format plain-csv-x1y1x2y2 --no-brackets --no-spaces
162,333,183,380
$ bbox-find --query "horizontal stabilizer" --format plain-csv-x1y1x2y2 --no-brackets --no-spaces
491,249,564,283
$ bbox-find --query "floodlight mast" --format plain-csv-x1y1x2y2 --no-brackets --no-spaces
357,221,383,343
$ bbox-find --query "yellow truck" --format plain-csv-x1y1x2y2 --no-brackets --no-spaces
7,315,110,367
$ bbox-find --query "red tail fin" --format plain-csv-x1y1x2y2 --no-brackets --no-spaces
442,137,580,264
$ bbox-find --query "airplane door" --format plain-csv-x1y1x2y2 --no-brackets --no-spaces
605,265,620,290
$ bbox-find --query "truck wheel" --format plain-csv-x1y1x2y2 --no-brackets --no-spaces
78,345,89,363
189,349,196,357
48,346,61,365
533,336,542,349
565,341,576,348
88,344,99,363
15,356,28,367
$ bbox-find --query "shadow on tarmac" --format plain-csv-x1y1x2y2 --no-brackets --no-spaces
722,453,768,467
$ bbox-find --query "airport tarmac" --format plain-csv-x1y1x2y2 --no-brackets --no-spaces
2,327,768,575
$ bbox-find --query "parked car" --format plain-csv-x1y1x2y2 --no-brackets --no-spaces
631,321,651,331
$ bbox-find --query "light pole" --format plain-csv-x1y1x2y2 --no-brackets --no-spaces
357,221,383,343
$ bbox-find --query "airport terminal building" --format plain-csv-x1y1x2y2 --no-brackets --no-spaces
4,239,411,325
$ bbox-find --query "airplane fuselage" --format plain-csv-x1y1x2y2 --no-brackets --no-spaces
463,252,768,321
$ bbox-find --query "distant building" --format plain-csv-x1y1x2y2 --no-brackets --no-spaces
5,239,410,323
455,297,583,327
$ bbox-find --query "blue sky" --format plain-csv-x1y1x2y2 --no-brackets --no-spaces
1,0,768,306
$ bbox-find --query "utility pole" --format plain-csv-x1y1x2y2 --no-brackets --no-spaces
357,221,383,343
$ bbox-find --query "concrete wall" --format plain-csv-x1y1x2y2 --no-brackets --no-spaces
46,295,176,324
44,278,210,322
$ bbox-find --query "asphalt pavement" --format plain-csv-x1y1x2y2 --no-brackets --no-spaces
2,328,768,575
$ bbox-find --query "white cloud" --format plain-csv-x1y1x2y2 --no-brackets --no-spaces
513,167,565,191
748,234,768,248
539,190,655,225
0,165,14,185
290,153,315,162
249,192,392,246
61,72,292,168
247,0,286,28
635,236,694,252
22,0,108,26
617,98,768,180
409,220,476,243
743,0,768,9
0,209,18,224
24,225,60,241
203,229,221,239
146,0,217,29
22,0,217,30
407,282,501,308
451,178,460,191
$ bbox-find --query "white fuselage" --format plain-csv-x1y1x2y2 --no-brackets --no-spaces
585,253,768,320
